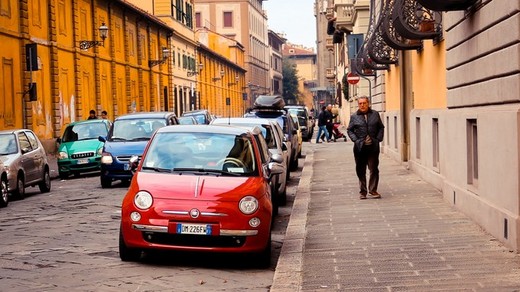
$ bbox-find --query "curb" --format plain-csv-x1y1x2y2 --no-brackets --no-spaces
270,150,313,292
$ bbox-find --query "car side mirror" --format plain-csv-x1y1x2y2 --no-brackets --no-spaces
56,137,62,144
98,136,107,143
129,155,140,172
21,147,31,154
281,142,288,151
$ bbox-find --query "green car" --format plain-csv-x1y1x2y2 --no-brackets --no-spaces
57,119,111,179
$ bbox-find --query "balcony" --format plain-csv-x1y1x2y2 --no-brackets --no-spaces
326,68,336,80
326,37,334,51
334,0,355,33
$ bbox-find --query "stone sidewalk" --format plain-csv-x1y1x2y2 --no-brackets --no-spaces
272,140,520,291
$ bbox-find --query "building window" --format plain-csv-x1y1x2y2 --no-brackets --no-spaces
415,117,421,159
467,119,478,186
432,118,439,169
223,11,233,28
185,3,193,28
195,12,201,28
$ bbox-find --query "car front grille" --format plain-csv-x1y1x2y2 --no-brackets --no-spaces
71,152,95,159
116,155,141,162
142,232,246,248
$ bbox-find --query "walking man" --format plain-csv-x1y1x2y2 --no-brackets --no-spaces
347,96,385,199
316,106,331,143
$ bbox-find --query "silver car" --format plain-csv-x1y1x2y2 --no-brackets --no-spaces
0,160,8,207
0,129,51,199
211,117,289,210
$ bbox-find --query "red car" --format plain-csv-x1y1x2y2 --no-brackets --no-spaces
119,125,283,267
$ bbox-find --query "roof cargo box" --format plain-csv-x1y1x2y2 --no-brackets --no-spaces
253,95,285,110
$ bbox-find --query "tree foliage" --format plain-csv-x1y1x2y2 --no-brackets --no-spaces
282,59,300,102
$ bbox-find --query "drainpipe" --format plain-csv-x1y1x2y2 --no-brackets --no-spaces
399,51,412,162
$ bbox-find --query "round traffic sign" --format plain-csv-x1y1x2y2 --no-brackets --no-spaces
346,72,360,85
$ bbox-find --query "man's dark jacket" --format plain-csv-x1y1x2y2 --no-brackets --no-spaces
347,108,385,151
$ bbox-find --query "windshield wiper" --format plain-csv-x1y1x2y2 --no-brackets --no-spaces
130,137,150,141
110,137,129,141
172,168,241,176
142,166,172,173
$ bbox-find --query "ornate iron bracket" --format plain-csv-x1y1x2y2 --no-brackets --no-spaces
367,11,398,65
392,0,443,41
381,0,423,51
79,41,104,51
416,0,478,11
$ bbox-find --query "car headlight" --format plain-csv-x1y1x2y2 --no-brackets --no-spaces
134,191,153,210
58,151,68,159
97,147,103,155
239,196,258,215
101,152,113,164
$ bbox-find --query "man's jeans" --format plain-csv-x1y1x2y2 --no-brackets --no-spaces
316,125,330,143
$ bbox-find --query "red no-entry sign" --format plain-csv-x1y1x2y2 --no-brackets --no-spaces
347,72,360,85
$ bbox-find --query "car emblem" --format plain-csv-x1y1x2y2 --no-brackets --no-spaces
189,208,200,218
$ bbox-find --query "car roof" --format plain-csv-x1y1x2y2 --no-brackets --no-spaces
65,119,110,127
0,129,34,135
114,112,176,120
211,117,273,126
182,109,209,115
157,124,256,136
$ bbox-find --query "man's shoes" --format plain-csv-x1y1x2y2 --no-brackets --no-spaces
327,140,332,143
316,141,322,144
359,192,367,200
369,191,381,199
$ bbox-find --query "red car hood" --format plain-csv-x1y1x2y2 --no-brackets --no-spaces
133,171,264,201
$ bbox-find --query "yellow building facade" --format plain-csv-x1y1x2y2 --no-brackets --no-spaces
0,0,173,152
196,29,246,117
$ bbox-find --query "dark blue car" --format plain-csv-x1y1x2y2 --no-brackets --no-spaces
98,112,178,188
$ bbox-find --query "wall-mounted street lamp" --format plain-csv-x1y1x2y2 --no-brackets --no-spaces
187,63,204,77
79,23,109,51
228,75,240,86
149,47,170,67
212,69,225,82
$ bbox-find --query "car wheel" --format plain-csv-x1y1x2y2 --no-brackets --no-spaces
290,154,298,171
13,174,25,200
101,176,111,188
119,228,141,262
0,178,8,208
279,188,287,206
251,233,271,269
59,172,69,180
39,168,51,193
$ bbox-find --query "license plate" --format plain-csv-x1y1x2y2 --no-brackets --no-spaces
176,223,211,235
77,159,88,164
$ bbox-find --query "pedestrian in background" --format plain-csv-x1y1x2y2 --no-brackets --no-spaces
87,109,97,120
101,110,108,120
347,96,385,199
316,105,331,143
321,104,336,142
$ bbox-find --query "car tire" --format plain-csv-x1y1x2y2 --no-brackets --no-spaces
59,172,69,180
101,176,111,188
119,228,141,262
39,168,51,193
289,154,298,171
279,189,287,206
0,178,8,208
13,174,25,200
251,233,271,269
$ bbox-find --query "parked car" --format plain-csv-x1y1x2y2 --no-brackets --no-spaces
99,112,178,188
0,129,51,199
246,95,299,171
285,105,314,141
181,109,213,124
0,161,8,207
56,119,111,179
178,116,198,125
211,117,289,210
118,125,283,267
290,113,303,158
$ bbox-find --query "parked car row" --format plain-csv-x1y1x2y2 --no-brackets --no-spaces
0,129,52,207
